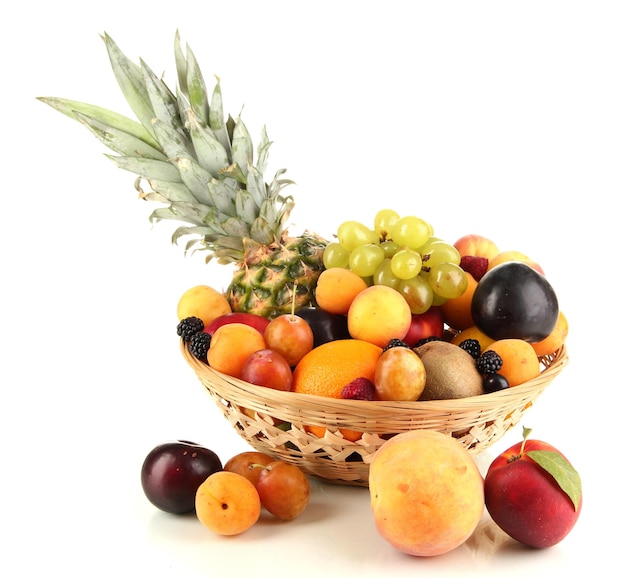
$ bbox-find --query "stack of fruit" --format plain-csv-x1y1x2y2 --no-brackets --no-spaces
40,31,580,559
176,213,567,409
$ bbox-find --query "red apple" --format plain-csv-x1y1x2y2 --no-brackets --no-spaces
453,234,500,260
402,307,444,347
204,312,270,336
484,427,582,549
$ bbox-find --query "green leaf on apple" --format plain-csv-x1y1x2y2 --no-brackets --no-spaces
526,450,582,511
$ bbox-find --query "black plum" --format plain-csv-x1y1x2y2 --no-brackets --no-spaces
471,262,559,342
294,306,351,347
141,440,223,514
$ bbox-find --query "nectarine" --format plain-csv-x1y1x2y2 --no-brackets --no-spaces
484,428,582,549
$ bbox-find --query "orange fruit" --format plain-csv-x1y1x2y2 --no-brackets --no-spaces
292,339,382,441
450,325,494,352
207,323,266,379
531,310,568,357
484,339,540,387
315,267,368,315
440,271,478,331
177,285,231,326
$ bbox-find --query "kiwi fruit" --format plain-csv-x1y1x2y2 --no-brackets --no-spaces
414,340,484,400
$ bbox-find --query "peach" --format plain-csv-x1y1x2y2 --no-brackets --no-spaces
453,234,500,260
488,250,544,275
176,284,232,326
369,430,484,557
347,285,412,348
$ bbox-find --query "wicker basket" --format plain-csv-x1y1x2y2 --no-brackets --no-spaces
181,341,568,487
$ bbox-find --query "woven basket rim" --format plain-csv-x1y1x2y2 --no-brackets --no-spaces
180,339,568,414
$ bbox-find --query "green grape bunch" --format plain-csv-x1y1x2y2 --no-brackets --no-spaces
323,209,468,314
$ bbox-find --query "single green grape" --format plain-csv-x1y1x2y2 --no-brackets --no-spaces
323,242,351,269
397,276,434,314
416,236,444,254
380,240,400,259
374,209,400,240
373,258,401,289
337,221,378,251
349,243,385,277
390,249,423,280
427,262,468,299
391,216,432,249
421,241,461,269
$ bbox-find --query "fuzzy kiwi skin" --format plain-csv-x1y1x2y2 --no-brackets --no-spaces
414,341,484,401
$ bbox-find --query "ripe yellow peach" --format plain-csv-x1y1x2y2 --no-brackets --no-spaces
347,285,412,348
369,430,484,557
488,250,544,275
177,285,231,326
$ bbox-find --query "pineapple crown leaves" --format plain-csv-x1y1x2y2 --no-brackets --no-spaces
37,31,295,263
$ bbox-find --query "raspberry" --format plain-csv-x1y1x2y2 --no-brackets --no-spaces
189,331,212,362
458,338,481,360
177,316,205,342
476,350,503,374
340,378,376,401
383,338,411,352
460,255,489,281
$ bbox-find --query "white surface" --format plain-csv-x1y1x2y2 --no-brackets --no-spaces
2,2,624,576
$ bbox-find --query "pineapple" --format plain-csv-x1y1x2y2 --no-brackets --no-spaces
38,32,327,318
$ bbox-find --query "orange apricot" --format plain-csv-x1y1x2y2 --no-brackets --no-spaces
315,267,368,315
207,323,266,379
531,311,568,356
450,326,495,352
485,339,540,387
439,271,478,331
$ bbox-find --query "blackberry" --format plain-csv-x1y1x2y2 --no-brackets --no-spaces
189,331,212,362
476,350,503,374
383,338,411,352
458,338,481,360
415,336,442,348
177,316,205,342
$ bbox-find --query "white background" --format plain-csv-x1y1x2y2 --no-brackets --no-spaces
2,1,624,576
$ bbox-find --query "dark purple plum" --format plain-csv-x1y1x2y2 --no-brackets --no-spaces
471,262,559,342
294,306,350,347
141,440,223,514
